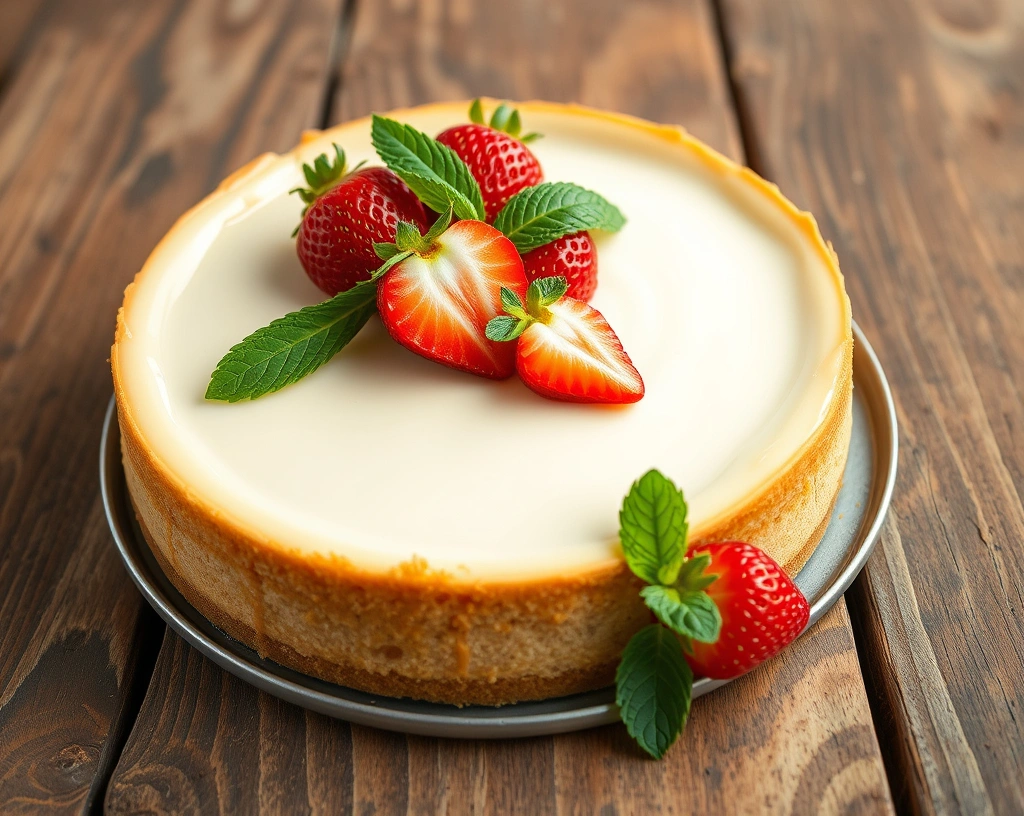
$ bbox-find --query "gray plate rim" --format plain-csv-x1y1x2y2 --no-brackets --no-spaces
101,322,897,738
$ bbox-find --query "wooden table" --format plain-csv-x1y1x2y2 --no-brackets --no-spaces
1,0,1021,812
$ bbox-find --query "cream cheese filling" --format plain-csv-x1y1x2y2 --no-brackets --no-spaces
116,102,849,580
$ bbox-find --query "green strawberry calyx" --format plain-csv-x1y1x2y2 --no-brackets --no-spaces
484,276,568,342
373,207,454,262
289,144,367,229
468,98,542,143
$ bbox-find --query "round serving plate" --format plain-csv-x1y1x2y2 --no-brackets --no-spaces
101,322,897,739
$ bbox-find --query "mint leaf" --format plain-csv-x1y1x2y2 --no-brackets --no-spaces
371,115,485,221
492,182,626,253
206,252,411,402
640,585,722,644
619,470,689,585
616,624,693,759
675,552,716,590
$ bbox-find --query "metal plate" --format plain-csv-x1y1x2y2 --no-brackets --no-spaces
101,322,897,739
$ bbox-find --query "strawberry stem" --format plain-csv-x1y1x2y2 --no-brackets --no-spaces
388,207,454,257
289,143,356,235
525,276,567,319
485,276,568,342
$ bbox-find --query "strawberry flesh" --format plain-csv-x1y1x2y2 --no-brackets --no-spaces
686,541,810,680
296,167,428,296
377,221,527,379
516,299,643,403
436,124,543,221
522,231,598,302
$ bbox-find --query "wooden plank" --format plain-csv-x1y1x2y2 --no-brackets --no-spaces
100,0,894,813
718,0,1024,812
0,0,343,812
334,0,742,159
106,631,357,815
0,0,50,92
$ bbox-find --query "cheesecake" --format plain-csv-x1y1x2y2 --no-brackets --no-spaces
111,101,853,705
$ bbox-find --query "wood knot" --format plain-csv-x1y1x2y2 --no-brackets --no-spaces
55,743,93,771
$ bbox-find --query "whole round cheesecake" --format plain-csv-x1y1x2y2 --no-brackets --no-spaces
112,101,853,705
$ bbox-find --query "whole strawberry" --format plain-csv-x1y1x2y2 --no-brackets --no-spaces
614,471,810,759
522,231,598,301
686,541,810,679
292,145,428,296
436,100,543,221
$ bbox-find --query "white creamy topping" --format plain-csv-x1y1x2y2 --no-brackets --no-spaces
117,104,846,580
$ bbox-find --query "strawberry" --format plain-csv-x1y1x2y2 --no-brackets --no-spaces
685,541,810,680
376,216,527,379
292,145,428,296
436,100,543,221
485,276,643,404
522,231,598,302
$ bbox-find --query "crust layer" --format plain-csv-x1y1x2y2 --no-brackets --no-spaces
111,101,854,705
117,381,851,705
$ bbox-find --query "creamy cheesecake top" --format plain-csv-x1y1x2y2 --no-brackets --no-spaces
115,102,849,581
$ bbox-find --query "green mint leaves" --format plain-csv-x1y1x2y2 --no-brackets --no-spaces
619,470,689,585
210,108,628,402
615,469,721,759
493,182,626,254
371,115,485,221
640,585,721,645
616,624,693,760
205,252,411,402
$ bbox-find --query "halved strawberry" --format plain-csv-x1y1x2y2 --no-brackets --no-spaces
685,541,810,680
292,145,428,296
485,276,643,403
377,216,527,379
436,100,543,221
522,231,598,302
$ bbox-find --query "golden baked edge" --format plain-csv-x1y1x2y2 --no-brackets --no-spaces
110,101,854,705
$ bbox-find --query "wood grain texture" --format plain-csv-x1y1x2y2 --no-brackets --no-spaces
333,0,742,160
0,0,51,91
0,0,343,812
101,1,892,813
106,631,356,815
719,0,1024,812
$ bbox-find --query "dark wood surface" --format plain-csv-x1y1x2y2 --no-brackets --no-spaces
720,0,1024,812
0,0,342,811
0,0,1020,812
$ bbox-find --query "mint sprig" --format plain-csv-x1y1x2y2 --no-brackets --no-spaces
640,585,721,644
619,469,689,585
615,469,721,759
371,115,485,221
205,251,411,402
492,182,626,253
616,624,692,760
